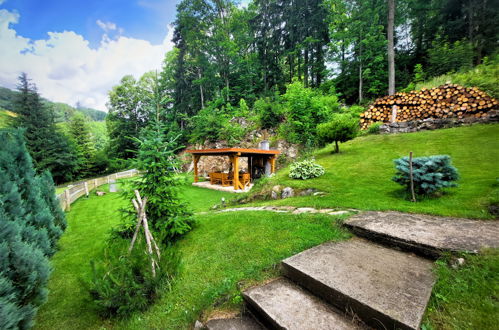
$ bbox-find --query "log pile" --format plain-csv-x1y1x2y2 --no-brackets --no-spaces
360,84,499,129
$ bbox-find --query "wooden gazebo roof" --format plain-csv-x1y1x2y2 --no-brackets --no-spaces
186,147,280,156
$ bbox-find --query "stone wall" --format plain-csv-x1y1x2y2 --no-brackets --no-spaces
379,110,499,134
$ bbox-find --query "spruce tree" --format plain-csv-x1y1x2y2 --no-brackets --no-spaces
13,73,78,183
68,113,96,178
0,129,66,329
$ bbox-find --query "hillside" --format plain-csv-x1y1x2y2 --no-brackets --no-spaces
247,124,499,219
0,86,106,122
0,109,17,128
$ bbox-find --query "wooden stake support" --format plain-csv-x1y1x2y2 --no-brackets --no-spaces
409,152,416,203
129,190,161,277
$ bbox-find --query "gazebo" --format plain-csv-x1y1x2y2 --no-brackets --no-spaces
186,147,280,191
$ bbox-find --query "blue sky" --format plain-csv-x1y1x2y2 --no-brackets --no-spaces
0,0,181,110
1,0,180,48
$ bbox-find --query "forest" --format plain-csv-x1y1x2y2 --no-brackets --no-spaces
2,0,497,183
105,0,498,164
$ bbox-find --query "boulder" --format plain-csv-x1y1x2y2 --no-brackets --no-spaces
281,187,295,199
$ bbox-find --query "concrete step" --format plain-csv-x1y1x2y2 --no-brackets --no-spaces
205,316,265,330
344,211,499,258
281,238,435,330
243,278,360,330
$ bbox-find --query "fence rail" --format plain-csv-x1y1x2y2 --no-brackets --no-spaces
57,169,140,211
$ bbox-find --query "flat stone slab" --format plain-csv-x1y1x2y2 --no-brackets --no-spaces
205,316,264,330
243,278,359,330
281,238,435,330
345,211,499,257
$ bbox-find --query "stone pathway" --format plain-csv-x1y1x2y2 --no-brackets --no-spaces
203,209,499,330
217,206,355,216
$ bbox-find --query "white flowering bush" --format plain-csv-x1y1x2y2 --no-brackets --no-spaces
289,159,325,180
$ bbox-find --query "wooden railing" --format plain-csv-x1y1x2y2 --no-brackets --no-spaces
56,169,139,211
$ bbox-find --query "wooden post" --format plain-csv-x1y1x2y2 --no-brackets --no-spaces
270,156,276,174
65,189,71,211
107,175,110,184
84,182,89,197
391,105,398,123
193,155,200,183
94,179,97,188
233,154,240,190
409,152,416,202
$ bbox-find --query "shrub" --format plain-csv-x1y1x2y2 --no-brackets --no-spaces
88,240,179,318
317,113,359,153
0,129,65,329
289,159,325,180
392,155,459,195
367,122,383,135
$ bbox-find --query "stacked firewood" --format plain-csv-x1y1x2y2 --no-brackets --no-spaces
360,84,498,129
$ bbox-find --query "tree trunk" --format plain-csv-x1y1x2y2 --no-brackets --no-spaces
359,60,363,103
387,0,396,95
304,48,309,88
198,67,204,109
334,140,339,153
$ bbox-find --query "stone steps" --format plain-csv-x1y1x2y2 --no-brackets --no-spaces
281,238,435,330
344,211,499,258
243,278,360,330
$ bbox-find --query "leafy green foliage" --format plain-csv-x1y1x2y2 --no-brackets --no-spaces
414,54,499,99
0,129,65,329
317,113,359,153
366,122,383,135
279,81,340,145
289,159,325,180
393,155,459,195
88,240,179,318
427,40,474,77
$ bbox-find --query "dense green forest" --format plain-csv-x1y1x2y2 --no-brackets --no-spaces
0,86,106,122
1,77,110,183
106,0,499,162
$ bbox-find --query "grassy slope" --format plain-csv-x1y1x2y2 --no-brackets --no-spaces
0,109,16,128
35,183,349,329
35,184,120,329
423,251,499,330
251,124,499,219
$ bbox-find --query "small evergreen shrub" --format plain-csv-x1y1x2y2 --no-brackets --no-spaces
392,155,459,195
88,240,179,318
289,159,325,180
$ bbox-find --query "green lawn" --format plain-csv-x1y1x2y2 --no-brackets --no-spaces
249,124,499,219
35,183,349,329
423,251,499,330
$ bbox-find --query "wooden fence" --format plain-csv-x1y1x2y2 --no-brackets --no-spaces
56,169,140,211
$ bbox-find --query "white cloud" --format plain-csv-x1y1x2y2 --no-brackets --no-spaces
0,9,173,111
96,19,117,32
0,1,6,6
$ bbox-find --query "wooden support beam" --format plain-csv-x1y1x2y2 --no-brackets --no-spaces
270,156,276,174
233,154,240,190
193,155,200,182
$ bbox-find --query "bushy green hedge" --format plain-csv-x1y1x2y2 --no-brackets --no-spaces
392,155,459,195
289,159,325,180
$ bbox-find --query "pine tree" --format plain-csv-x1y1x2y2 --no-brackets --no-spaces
13,73,78,183
68,113,96,178
0,129,65,329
